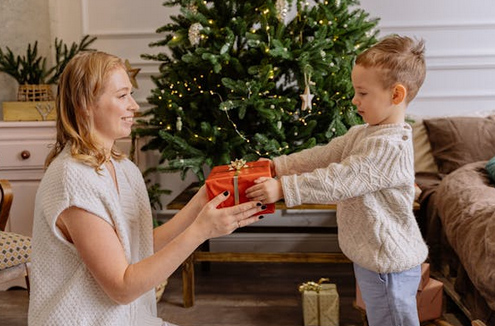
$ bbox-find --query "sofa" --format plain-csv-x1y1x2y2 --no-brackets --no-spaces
411,114,495,326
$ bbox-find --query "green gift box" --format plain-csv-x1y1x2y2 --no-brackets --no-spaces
299,278,339,326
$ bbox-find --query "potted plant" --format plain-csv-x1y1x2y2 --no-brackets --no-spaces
0,35,96,120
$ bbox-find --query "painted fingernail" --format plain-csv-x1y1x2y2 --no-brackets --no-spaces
259,215,265,219
261,205,267,210
256,202,262,206
223,191,229,196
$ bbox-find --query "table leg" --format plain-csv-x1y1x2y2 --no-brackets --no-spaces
182,253,195,308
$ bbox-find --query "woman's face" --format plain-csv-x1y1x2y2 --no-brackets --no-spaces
89,67,139,150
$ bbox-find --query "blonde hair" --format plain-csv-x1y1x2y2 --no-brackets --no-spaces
45,51,127,170
355,34,426,103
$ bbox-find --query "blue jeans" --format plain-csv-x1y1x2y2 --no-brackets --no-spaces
354,263,421,326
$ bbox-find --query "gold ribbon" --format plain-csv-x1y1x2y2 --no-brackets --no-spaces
228,159,249,205
298,278,330,293
299,278,333,326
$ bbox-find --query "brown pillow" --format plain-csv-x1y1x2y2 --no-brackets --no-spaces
423,115,495,174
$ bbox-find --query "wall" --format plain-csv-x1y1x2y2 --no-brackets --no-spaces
358,0,495,117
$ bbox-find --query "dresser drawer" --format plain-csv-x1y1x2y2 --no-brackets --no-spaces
0,140,53,169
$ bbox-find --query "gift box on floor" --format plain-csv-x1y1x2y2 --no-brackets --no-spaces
205,159,275,216
299,278,339,326
417,278,443,322
419,263,430,291
355,268,443,322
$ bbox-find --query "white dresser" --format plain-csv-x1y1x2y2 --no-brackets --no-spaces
0,121,56,236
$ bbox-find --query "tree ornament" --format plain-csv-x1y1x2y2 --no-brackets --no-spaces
300,72,314,111
277,120,282,129
176,116,183,131
188,22,203,46
186,3,198,14
276,0,288,21
125,59,141,89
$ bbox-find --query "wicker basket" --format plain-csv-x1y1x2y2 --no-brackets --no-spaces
17,84,54,102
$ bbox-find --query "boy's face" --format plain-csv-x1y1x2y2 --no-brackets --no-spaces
351,64,404,126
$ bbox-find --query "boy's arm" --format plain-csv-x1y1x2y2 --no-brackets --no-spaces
274,133,347,177
280,136,413,207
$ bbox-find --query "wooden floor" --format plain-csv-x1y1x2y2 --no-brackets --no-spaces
0,262,469,326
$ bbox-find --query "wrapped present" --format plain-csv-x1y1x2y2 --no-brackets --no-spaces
205,159,275,216
417,278,443,321
355,283,365,311
418,263,430,291
299,278,339,326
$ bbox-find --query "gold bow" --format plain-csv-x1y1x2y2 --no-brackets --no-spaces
228,159,249,171
298,278,330,293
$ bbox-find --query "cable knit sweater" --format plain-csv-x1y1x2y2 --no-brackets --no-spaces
28,146,163,326
275,123,428,273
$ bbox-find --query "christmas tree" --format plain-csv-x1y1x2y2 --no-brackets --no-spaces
136,0,379,183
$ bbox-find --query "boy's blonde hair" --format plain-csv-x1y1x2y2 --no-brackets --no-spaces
45,51,127,170
355,34,426,103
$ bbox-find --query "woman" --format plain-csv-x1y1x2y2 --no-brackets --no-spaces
28,51,264,326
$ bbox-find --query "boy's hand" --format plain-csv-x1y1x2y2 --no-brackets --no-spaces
245,177,283,204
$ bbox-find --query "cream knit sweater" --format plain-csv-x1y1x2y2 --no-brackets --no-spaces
28,147,163,326
275,123,428,273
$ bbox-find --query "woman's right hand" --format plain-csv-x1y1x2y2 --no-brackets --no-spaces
191,190,264,241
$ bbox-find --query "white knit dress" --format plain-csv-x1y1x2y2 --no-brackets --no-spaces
28,146,163,326
275,123,428,273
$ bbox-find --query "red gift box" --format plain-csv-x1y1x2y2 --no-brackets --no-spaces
205,159,275,216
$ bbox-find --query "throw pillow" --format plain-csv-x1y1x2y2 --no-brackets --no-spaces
423,115,495,174
486,156,495,182
411,120,438,174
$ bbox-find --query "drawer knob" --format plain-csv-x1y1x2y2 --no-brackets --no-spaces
20,150,31,160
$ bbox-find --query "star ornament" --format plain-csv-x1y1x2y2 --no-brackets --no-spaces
300,85,314,111
125,59,141,89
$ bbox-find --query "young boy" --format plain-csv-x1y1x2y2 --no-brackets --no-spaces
246,35,429,326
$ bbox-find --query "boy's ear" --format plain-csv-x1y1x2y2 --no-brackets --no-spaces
392,84,407,105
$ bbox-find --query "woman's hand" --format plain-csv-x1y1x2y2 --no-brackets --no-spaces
245,177,283,204
191,190,264,241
